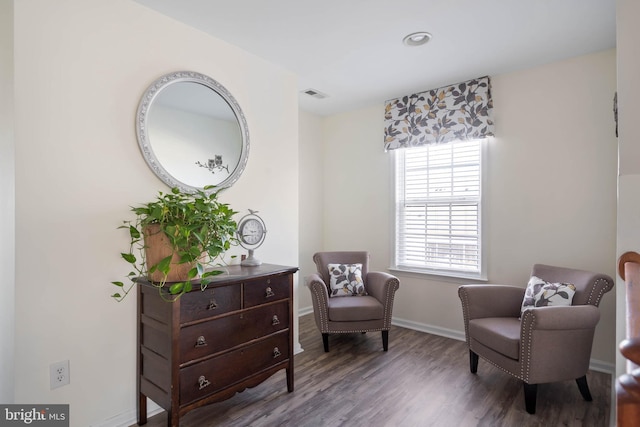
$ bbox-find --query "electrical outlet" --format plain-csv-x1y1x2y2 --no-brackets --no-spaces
50,360,70,389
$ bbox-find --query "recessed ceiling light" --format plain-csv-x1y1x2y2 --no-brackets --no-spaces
403,31,432,46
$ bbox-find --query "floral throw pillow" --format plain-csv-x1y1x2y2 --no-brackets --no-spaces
328,263,366,297
521,275,576,314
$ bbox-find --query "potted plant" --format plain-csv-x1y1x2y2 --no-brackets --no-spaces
111,186,238,302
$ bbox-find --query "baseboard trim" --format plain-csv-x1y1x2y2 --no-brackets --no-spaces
589,358,615,374
92,400,163,427
298,306,313,317
392,316,466,342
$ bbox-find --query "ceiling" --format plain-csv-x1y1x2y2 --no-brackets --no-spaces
133,0,616,116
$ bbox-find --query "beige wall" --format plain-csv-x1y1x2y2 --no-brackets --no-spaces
12,0,298,425
0,0,15,404
298,111,325,311
616,0,640,377
299,49,618,366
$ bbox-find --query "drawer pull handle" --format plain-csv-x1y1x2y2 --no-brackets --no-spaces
265,287,275,298
207,298,218,310
195,336,207,348
198,375,211,390
272,315,280,326
273,347,281,358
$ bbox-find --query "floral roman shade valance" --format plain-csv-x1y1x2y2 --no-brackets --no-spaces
384,76,494,151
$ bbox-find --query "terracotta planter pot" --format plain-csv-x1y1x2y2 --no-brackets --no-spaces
143,224,196,283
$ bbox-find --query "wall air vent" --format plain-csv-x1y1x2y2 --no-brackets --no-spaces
301,88,328,99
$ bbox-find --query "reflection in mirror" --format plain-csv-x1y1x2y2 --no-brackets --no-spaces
136,71,249,193
148,82,242,188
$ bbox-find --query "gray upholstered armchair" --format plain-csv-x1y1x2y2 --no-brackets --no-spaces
458,264,614,414
305,251,400,352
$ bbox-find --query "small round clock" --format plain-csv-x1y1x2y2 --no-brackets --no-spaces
237,210,266,266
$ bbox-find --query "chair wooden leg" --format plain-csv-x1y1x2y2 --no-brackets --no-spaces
523,382,537,414
382,330,389,351
469,350,479,373
576,375,593,401
322,333,329,352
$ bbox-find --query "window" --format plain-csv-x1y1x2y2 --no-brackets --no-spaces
393,139,483,278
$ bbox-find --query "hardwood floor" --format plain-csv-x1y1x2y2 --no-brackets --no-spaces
135,314,611,427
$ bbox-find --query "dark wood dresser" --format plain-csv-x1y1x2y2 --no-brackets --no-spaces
136,263,298,426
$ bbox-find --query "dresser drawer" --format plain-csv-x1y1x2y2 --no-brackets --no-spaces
180,332,289,405
180,283,241,323
179,300,290,364
244,274,291,308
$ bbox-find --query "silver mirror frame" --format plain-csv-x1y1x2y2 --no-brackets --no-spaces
136,71,250,193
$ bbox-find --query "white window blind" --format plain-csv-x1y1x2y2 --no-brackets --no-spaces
394,139,482,276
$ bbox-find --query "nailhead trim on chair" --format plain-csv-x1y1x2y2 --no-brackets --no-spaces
382,278,400,329
587,278,611,307
520,311,535,383
310,281,329,331
325,328,389,335
458,288,471,346
470,346,525,381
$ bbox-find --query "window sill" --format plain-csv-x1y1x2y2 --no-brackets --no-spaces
388,266,488,284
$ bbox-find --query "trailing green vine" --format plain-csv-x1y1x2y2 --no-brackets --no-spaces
111,186,238,302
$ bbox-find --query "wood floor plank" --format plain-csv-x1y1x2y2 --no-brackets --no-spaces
133,313,610,427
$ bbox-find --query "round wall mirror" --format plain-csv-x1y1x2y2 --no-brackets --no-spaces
136,71,249,193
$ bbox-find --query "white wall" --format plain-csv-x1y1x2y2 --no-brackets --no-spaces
12,1,298,426
298,111,326,313
298,111,325,311
300,49,618,365
615,0,640,377
322,105,392,271
0,0,15,404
